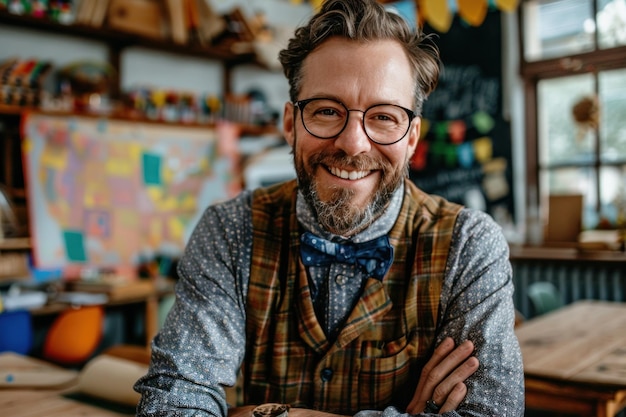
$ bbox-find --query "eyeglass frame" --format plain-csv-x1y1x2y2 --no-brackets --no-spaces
293,97,416,146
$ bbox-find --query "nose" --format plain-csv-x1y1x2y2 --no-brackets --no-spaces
334,109,372,156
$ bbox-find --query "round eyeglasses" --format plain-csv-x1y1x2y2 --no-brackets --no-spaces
294,97,415,145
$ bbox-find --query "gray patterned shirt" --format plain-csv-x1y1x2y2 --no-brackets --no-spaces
135,184,525,416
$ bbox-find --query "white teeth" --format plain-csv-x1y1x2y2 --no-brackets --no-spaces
330,166,369,180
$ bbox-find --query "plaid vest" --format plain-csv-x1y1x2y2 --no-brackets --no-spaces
246,179,462,414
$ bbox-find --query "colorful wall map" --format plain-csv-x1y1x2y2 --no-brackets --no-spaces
22,113,241,275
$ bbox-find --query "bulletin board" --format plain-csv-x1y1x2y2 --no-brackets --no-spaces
21,113,241,274
410,11,515,225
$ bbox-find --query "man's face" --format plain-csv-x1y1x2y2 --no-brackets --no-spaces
283,37,420,237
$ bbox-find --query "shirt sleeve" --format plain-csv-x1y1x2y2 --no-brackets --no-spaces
355,208,525,417
432,208,525,416
134,191,253,417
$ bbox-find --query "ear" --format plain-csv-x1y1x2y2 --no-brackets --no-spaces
406,117,421,158
283,102,295,147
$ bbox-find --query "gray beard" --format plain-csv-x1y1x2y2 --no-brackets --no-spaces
296,150,407,236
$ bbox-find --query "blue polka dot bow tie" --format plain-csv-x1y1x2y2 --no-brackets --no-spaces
300,231,394,280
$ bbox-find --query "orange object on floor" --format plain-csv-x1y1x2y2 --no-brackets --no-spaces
43,305,104,366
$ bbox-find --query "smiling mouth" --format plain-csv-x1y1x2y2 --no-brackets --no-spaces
328,166,371,180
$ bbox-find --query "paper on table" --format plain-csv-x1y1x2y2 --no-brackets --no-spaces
76,354,148,406
0,352,78,388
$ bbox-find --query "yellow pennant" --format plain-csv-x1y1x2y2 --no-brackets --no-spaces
458,0,488,26
495,0,520,12
310,0,325,12
422,0,452,33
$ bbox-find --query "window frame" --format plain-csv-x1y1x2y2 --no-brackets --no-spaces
519,0,626,230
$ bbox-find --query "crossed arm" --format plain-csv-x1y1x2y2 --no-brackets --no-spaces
228,337,479,417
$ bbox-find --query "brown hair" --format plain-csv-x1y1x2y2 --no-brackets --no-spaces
278,0,441,115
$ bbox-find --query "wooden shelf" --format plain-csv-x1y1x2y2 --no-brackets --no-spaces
0,104,25,116
0,10,257,65
0,237,31,251
0,106,279,136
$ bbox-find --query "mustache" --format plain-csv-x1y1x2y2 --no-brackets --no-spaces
308,149,389,171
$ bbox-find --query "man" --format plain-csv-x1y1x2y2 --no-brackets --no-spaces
135,0,524,416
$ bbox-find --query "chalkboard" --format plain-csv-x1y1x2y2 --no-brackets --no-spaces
410,11,515,226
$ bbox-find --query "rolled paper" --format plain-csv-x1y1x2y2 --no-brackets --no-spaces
77,354,148,406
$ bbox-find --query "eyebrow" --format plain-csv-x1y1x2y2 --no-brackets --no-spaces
300,95,410,108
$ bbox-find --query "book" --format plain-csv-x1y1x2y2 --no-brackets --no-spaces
195,0,225,45
165,0,188,44
74,0,96,25
90,0,111,28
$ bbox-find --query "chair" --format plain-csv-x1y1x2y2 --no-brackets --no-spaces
0,310,33,355
43,305,104,366
527,281,563,317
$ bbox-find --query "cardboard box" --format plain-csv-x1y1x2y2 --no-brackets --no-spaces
544,194,583,244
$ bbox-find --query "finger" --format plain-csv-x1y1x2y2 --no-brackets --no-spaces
439,382,468,414
431,356,479,405
407,340,476,413
427,337,457,369
407,363,474,415
425,340,475,398
407,337,455,411
432,340,475,382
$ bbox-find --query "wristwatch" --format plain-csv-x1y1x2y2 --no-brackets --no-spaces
251,403,290,417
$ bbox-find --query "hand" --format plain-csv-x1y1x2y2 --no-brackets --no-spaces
406,337,479,414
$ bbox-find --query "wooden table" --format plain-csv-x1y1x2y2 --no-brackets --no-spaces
0,351,145,416
516,300,626,417
0,389,131,417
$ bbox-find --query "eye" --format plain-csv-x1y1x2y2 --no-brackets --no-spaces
308,100,345,120
367,111,399,124
366,105,406,126
372,113,394,122
316,107,340,117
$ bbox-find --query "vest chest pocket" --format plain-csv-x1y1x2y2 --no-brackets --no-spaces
357,333,419,408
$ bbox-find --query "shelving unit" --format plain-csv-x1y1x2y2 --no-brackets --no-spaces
0,10,259,95
0,9,279,277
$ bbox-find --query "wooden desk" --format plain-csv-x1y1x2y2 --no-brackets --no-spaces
516,300,626,417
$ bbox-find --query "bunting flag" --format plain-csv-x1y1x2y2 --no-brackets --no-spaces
291,0,521,33
418,0,519,31
457,0,489,27
421,0,453,33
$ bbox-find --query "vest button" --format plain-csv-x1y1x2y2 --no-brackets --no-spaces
320,367,333,382
335,274,348,285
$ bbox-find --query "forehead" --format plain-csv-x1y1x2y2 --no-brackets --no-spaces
299,37,415,106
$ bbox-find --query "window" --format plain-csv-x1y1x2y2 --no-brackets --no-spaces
521,0,626,231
